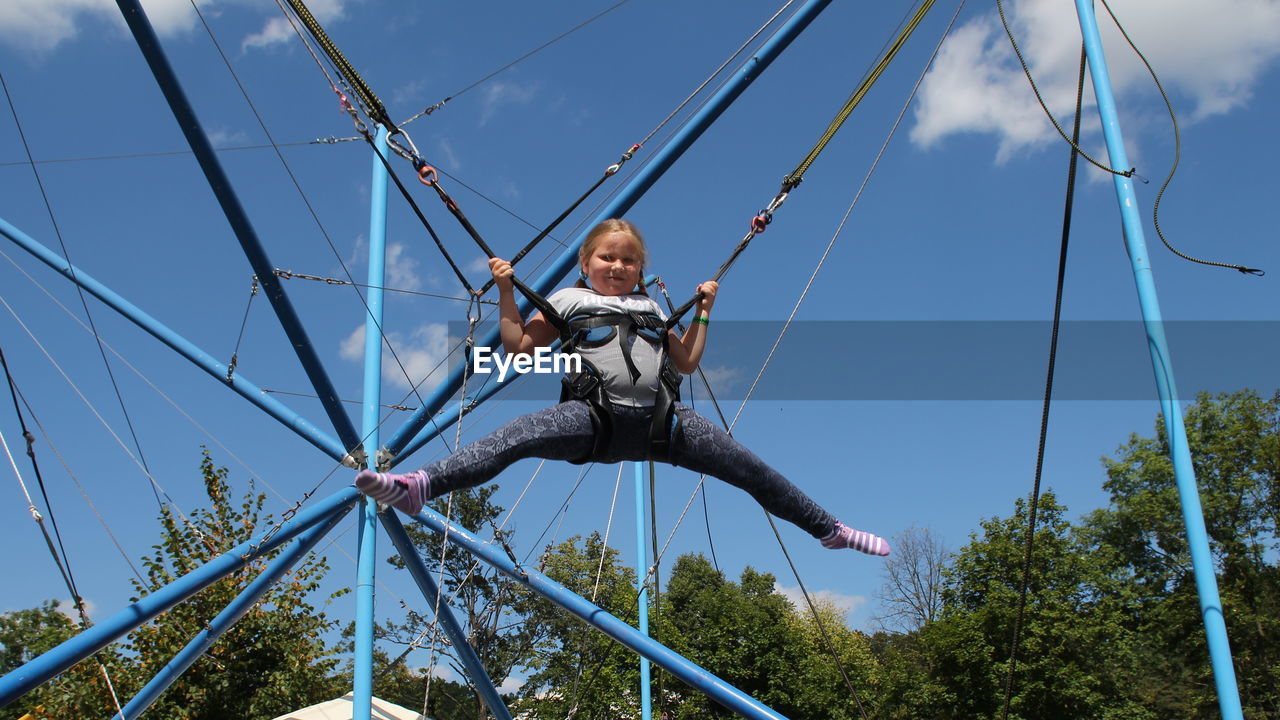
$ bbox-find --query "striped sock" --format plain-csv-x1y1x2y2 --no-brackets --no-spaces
354,469,431,515
821,521,891,556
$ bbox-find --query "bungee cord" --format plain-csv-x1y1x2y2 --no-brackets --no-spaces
999,42,1085,720
185,0,470,468
624,6,968,716
1095,0,1262,276
993,0,1260,275
663,0,942,328
470,0,801,298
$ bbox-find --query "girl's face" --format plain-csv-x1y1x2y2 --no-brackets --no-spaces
582,231,643,296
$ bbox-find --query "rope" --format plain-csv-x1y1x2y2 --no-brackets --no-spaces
0,294,214,552
225,275,258,383
994,0,1131,178
0,140,326,167
640,6,969,716
998,42,1086,720
188,0,458,452
280,0,396,132
402,0,635,124
665,0,940,326
1,69,165,512
783,0,938,188
362,135,478,295
273,268,498,304
1095,0,1262,276
1,349,83,610
0,252,413,605
4,357,152,715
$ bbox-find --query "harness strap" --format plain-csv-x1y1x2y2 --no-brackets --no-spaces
559,310,682,463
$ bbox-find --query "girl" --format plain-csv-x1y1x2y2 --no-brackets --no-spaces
357,219,889,556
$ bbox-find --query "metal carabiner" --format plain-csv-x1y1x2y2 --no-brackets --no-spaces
750,213,770,235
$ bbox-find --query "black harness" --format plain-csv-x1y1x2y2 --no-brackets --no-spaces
554,307,683,463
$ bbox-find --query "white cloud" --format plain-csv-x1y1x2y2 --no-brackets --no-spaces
385,242,424,292
695,364,740,393
342,322,453,392
911,0,1280,159
774,582,868,616
0,0,348,56
0,0,120,54
498,675,526,694
465,255,491,275
242,0,345,51
434,137,461,172
0,0,232,55
392,77,428,107
478,80,538,126
207,127,249,146
56,597,98,621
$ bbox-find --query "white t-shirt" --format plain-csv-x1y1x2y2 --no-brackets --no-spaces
548,287,668,407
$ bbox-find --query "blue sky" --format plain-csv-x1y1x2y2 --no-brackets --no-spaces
1,0,1277,691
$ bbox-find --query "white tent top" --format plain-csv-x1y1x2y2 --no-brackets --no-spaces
270,693,428,720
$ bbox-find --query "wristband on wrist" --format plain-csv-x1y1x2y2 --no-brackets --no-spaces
693,315,710,326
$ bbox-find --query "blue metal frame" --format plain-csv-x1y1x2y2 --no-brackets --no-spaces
408,506,788,720
0,488,359,705
635,462,652,720
114,0,362,456
353,126,391,720
1,1,840,717
380,512,514,720
0,216,348,461
112,504,351,719
383,0,838,461
1072,3,1243,717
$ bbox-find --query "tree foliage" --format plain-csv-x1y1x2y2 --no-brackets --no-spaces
513,531,641,720
6,390,1279,720
384,486,530,719
2,451,345,720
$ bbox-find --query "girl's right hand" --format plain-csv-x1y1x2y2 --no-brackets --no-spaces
489,257,514,292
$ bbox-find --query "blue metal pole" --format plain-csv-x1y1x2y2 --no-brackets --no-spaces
383,0,836,460
1072,3,1244,718
0,217,348,462
380,512,514,720
114,0,362,456
353,127,391,720
0,488,359,706
635,462,652,720
112,505,351,719
406,507,789,720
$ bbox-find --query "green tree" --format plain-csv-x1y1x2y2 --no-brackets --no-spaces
918,492,1145,720
1,451,347,720
0,601,126,720
123,450,346,720
658,555,794,718
777,599,881,720
1082,389,1280,718
383,486,531,719
514,532,641,720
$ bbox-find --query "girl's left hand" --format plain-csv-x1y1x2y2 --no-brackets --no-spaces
696,280,719,313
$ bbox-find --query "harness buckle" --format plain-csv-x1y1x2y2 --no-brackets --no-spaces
563,370,600,399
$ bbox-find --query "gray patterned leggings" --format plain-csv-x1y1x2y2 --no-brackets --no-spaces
424,401,836,538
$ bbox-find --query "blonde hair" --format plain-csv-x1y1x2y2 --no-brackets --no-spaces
576,218,649,294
